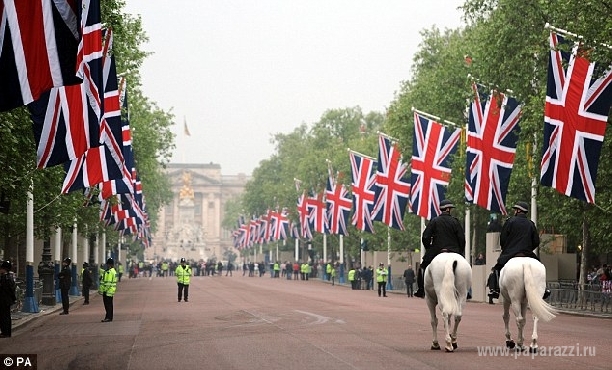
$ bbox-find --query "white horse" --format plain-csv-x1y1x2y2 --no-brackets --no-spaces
499,257,557,353
424,252,472,352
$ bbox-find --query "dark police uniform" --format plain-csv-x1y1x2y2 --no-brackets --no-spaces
415,200,465,298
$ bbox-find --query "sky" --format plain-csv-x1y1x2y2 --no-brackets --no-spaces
123,1,466,175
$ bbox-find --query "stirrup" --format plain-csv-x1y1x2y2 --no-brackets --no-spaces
488,290,499,299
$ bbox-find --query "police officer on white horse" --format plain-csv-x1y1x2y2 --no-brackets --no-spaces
488,201,551,300
415,199,465,298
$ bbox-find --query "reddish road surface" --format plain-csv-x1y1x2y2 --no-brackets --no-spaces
2,274,610,370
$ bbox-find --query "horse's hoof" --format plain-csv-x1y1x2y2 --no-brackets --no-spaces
452,342,458,349
431,344,441,350
506,340,515,349
529,347,538,354
445,347,454,353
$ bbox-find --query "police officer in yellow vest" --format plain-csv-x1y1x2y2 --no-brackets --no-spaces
99,258,117,322
348,267,356,290
176,258,191,302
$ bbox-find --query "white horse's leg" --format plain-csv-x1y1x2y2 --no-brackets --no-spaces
503,300,514,348
427,299,440,350
442,312,453,352
515,302,527,351
450,315,461,350
529,316,539,353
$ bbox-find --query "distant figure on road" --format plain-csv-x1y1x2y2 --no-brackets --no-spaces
81,262,93,305
99,258,117,322
0,260,16,338
403,265,415,297
176,258,191,302
58,258,72,315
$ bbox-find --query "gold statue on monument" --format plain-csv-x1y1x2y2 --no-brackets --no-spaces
179,171,195,201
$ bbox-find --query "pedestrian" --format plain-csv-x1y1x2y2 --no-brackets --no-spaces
217,261,223,276
415,199,465,298
403,265,415,297
99,258,117,322
0,260,16,338
176,258,191,302
474,253,485,265
81,262,93,305
117,262,124,282
226,262,233,276
376,263,388,297
486,267,496,304
58,257,72,315
488,201,550,300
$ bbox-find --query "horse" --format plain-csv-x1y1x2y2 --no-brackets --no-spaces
424,252,472,352
499,257,557,353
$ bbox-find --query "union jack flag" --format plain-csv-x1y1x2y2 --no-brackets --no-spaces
272,208,289,240
0,0,81,111
289,221,299,239
410,113,461,220
465,84,521,215
307,191,328,234
540,30,612,203
28,0,104,168
325,171,351,235
371,134,410,230
349,151,377,233
296,191,312,240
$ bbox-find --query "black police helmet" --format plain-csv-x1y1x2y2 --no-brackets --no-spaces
439,199,455,210
512,201,529,213
106,258,114,265
63,257,72,264
1,260,11,270
180,257,186,263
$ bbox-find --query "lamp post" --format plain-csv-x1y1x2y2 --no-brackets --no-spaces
38,238,55,305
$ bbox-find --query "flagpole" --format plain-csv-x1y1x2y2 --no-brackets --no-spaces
412,107,460,127
323,234,327,265
347,148,376,160
465,206,471,264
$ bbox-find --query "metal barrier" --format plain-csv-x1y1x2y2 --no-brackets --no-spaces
11,278,44,313
547,282,611,313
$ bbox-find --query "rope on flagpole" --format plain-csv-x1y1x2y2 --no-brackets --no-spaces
347,148,376,160
34,193,63,214
467,74,516,96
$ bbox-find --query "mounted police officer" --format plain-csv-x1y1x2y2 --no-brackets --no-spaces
488,201,551,300
415,199,465,298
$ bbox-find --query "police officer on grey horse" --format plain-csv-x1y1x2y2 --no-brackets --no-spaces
415,199,465,298
488,201,550,300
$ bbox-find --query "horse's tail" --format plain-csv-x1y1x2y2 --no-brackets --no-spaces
439,258,460,317
523,263,556,322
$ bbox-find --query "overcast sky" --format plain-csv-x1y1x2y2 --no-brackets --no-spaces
124,1,465,175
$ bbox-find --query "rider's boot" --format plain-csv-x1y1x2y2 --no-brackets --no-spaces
414,267,425,298
488,269,500,299
543,288,551,300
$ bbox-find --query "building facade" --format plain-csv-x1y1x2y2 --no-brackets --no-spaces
145,163,248,263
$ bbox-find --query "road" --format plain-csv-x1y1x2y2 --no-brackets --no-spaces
2,273,609,370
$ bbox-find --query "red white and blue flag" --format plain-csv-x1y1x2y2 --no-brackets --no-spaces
28,0,104,168
307,191,328,234
296,191,312,240
325,171,351,235
0,0,81,111
349,151,376,233
465,83,521,215
540,30,612,203
371,134,410,230
410,112,460,220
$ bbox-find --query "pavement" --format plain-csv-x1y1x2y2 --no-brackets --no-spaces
10,278,611,333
